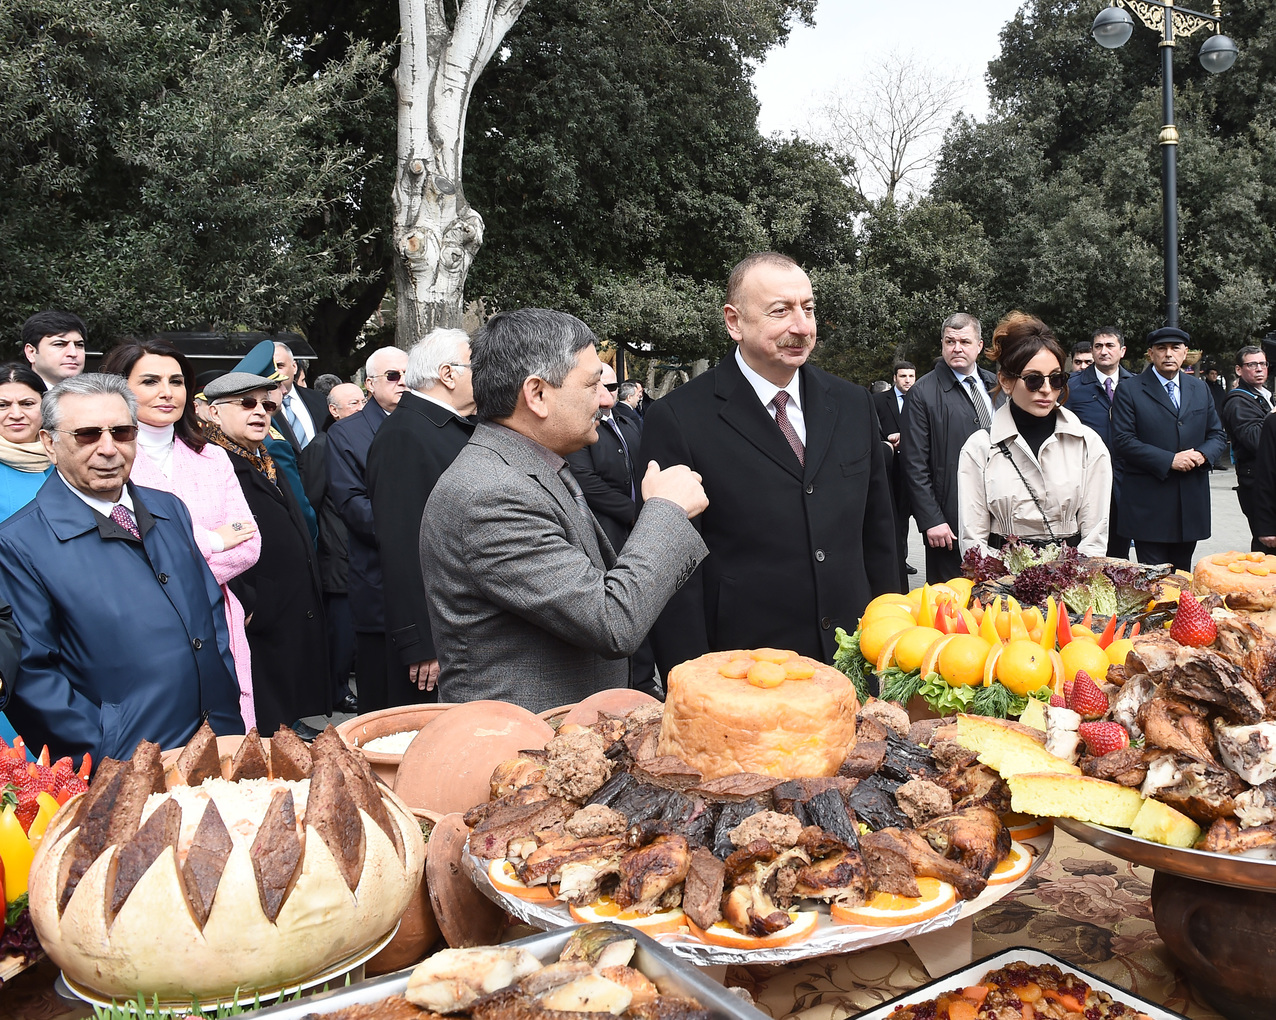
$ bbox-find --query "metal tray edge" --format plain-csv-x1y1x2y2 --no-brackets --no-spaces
847,945,1190,1020
243,924,769,1020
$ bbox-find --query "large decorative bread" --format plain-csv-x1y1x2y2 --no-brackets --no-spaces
28,725,425,1001
1193,551,1276,609
657,649,858,780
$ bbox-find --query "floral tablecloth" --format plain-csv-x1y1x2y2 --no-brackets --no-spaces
0,829,1227,1020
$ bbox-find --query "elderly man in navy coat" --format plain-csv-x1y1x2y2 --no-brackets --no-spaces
0,374,243,762
1111,326,1228,572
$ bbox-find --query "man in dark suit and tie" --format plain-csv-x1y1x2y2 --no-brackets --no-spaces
368,329,476,705
273,342,331,452
1221,345,1273,550
873,361,916,586
1068,326,1136,558
1111,326,1228,571
326,345,408,712
566,362,658,695
421,309,708,710
640,252,898,670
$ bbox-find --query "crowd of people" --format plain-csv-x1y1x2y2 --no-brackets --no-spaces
0,253,1267,762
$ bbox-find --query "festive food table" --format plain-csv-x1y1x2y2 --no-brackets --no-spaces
0,829,1223,1020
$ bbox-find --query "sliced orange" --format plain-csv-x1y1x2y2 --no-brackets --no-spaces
891,626,946,673
687,909,819,949
487,859,559,903
987,842,1034,885
859,617,913,664
1048,649,1065,695
982,642,1004,687
1004,815,1053,840
569,897,688,935
831,877,957,927
919,633,959,678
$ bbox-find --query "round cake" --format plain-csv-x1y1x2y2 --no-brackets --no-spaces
1193,551,1276,609
656,648,859,780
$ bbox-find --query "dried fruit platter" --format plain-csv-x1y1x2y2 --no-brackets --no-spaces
1057,818,1276,891
463,827,1053,966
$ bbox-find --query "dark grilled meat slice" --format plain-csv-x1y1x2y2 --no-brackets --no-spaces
862,827,985,900
793,847,869,904
914,806,1010,879
681,847,725,929
1080,746,1151,787
933,761,1012,813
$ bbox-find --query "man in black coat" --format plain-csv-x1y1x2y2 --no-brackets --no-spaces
1067,326,1136,558
326,346,408,712
872,360,916,587
1220,344,1273,550
367,329,476,705
640,252,898,670
1111,326,1228,571
272,342,331,452
901,313,999,583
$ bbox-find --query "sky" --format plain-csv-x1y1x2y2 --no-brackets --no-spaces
754,0,1028,138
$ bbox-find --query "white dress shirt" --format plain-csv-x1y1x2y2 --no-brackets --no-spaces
282,388,315,446
58,469,135,518
951,366,995,421
734,348,806,445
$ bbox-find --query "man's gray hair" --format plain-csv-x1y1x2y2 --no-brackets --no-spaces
364,345,402,379
42,373,138,434
472,309,597,422
1236,344,1264,367
617,380,641,404
405,329,470,391
941,312,982,342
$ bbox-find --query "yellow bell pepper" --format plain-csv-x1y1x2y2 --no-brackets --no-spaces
1041,596,1059,651
0,805,34,901
917,584,936,629
1009,610,1030,643
27,792,60,848
979,595,1002,645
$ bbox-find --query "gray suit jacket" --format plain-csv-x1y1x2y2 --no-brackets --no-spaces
421,423,708,711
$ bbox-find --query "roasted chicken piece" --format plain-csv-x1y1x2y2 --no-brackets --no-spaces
1141,753,1247,824
1127,632,1264,723
1236,782,1276,827
914,806,1010,879
721,845,809,936
861,827,986,900
793,847,869,904
1213,611,1276,696
514,834,627,903
613,834,690,913
1198,817,1276,854
1080,746,1149,788
1111,673,1156,742
1138,695,1218,766
627,997,713,1020
1214,720,1276,786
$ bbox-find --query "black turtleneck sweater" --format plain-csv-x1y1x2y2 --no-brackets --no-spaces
1009,401,1058,459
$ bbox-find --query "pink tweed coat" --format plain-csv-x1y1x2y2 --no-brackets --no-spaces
129,438,261,729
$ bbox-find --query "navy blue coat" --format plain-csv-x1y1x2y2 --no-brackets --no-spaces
1111,366,1228,544
0,476,243,761
1067,364,1137,451
326,401,388,633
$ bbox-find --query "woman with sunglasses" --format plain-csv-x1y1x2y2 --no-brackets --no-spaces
202,372,330,736
100,339,261,729
0,363,52,523
957,312,1112,557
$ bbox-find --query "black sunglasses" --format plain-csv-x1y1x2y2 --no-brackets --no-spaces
370,370,404,382
1015,371,1068,392
603,382,619,392
215,397,279,413
54,425,139,445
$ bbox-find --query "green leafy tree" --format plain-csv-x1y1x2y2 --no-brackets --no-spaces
0,0,387,349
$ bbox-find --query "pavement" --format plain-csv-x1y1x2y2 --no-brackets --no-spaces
904,465,1251,590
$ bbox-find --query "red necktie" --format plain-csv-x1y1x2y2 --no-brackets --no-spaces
110,504,141,540
772,391,805,466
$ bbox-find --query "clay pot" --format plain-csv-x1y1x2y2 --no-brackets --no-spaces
392,701,554,815
426,813,506,948
336,704,458,787
365,808,443,975
559,689,660,727
1151,871,1276,1020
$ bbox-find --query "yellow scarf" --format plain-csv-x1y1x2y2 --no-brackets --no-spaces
0,434,50,473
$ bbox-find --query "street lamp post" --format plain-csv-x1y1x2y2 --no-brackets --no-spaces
1092,1,1238,329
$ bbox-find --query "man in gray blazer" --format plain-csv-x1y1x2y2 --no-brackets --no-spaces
420,309,709,711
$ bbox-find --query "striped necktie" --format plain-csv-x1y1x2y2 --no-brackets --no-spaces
964,375,993,430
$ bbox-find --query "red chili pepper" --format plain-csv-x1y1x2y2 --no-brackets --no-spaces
1097,614,1117,649
1114,621,1127,641
1080,606,1094,631
1056,605,1073,647
1130,621,1141,638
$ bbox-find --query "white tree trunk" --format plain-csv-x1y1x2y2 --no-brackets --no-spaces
392,0,530,345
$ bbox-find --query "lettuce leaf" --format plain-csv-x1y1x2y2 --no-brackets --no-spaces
1062,572,1118,616
917,673,979,715
833,626,873,704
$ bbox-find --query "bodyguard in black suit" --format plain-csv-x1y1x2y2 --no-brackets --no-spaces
1067,327,1137,558
640,253,898,669
326,346,409,711
1111,327,1228,571
872,361,916,588
368,333,476,704
272,342,331,452
901,314,1000,583
1220,345,1273,550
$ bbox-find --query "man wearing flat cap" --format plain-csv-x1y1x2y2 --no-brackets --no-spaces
1111,326,1227,571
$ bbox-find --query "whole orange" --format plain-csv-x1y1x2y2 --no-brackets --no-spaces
859,617,913,663
890,626,945,673
996,639,1054,696
1060,640,1111,685
936,635,994,687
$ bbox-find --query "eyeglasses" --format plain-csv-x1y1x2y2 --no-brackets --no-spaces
54,425,139,445
603,382,619,392
446,363,471,372
215,397,279,413
1014,371,1068,392
369,370,404,382
1241,360,1268,369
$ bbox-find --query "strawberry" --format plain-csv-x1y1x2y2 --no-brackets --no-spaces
1049,694,1066,708
1063,679,1075,705
51,757,74,785
1066,670,1109,720
1170,590,1217,647
1079,720,1131,756
60,775,87,800
14,799,39,831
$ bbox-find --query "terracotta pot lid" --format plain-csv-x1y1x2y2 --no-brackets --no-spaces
560,688,660,727
426,813,506,948
392,700,554,815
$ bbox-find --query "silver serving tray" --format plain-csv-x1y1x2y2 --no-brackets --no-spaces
849,945,1190,1020
242,923,770,1020
1057,817,1276,892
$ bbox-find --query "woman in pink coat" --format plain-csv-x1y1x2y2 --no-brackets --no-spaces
101,339,261,728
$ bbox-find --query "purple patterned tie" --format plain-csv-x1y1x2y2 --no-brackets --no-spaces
109,504,141,540
772,390,804,466
1104,376,1114,402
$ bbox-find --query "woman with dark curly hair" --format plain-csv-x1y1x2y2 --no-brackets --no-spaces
957,312,1112,556
100,338,261,728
